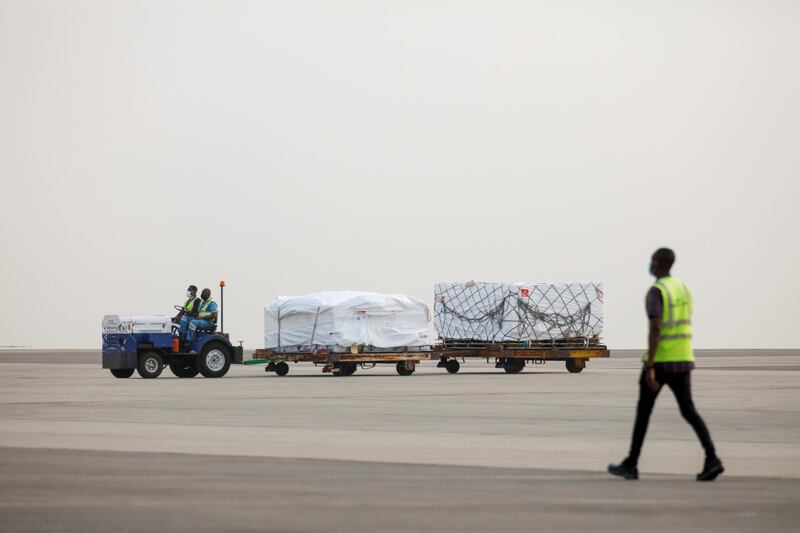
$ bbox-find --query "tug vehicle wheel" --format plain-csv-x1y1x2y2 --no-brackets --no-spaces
170,361,199,378
566,359,585,373
445,359,460,374
197,342,231,378
504,359,525,374
274,361,290,376
137,351,164,379
396,362,415,376
110,368,135,379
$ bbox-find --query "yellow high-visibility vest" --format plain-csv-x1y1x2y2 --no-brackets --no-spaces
645,276,694,363
198,299,217,321
183,295,199,313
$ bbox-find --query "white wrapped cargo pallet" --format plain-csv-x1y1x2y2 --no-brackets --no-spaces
265,291,431,352
434,282,604,343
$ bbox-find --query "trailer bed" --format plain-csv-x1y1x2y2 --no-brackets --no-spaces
433,339,609,374
250,348,430,376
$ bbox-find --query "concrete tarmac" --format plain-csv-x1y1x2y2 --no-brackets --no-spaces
3,447,798,533
1,349,799,531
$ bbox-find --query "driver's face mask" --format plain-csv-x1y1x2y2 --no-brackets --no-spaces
186,291,194,298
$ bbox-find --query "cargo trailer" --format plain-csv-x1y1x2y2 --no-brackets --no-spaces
433,281,609,373
250,346,430,376
433,338,609,374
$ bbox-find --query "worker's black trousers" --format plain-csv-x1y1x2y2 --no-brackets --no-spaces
627,367,717,466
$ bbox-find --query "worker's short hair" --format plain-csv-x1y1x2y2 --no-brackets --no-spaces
188,285,198,292
653,248,675,270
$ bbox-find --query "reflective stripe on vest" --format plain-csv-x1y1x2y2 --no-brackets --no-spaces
198,299,217,321
648,276,694,363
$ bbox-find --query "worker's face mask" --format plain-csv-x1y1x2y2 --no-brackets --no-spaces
648,263,656,277
186,291,193,298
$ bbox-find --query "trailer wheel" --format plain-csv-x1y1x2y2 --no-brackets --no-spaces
445,359,460,374
110,368,134,379
396,361,415,376
331,363,353,376
504,359,525,374
197,342,231,378
137,351,164,379
274,361,290,376
566,359,585,373
169,361,199,378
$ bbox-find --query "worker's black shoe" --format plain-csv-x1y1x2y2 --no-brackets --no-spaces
608,461,638,480
697,457,724,482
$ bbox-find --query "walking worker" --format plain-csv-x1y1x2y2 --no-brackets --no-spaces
609,248,724,481
186,288,218,342
177,285,201,337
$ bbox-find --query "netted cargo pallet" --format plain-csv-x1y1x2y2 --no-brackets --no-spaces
435,282,604,342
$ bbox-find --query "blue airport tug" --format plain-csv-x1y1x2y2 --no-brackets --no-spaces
101,281,243,379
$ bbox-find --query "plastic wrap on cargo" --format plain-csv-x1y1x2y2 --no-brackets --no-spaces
265,291,431,352
434,282,603,342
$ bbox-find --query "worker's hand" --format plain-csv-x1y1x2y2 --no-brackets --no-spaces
646,367,660,392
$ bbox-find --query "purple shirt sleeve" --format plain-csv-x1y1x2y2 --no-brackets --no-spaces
646,287,663,319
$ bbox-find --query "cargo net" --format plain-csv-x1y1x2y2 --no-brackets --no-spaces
434,282,604,346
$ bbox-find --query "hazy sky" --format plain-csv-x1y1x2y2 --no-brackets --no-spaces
1,1,798,349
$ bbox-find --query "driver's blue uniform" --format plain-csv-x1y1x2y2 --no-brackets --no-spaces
178,315,192,335
187,301,218,342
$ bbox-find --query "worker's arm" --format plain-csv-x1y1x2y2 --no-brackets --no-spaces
646,317,661,391
647,317,660,365
198,302,218,323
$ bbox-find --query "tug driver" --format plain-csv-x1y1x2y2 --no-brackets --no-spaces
176,285,201,337
187,288,218,342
